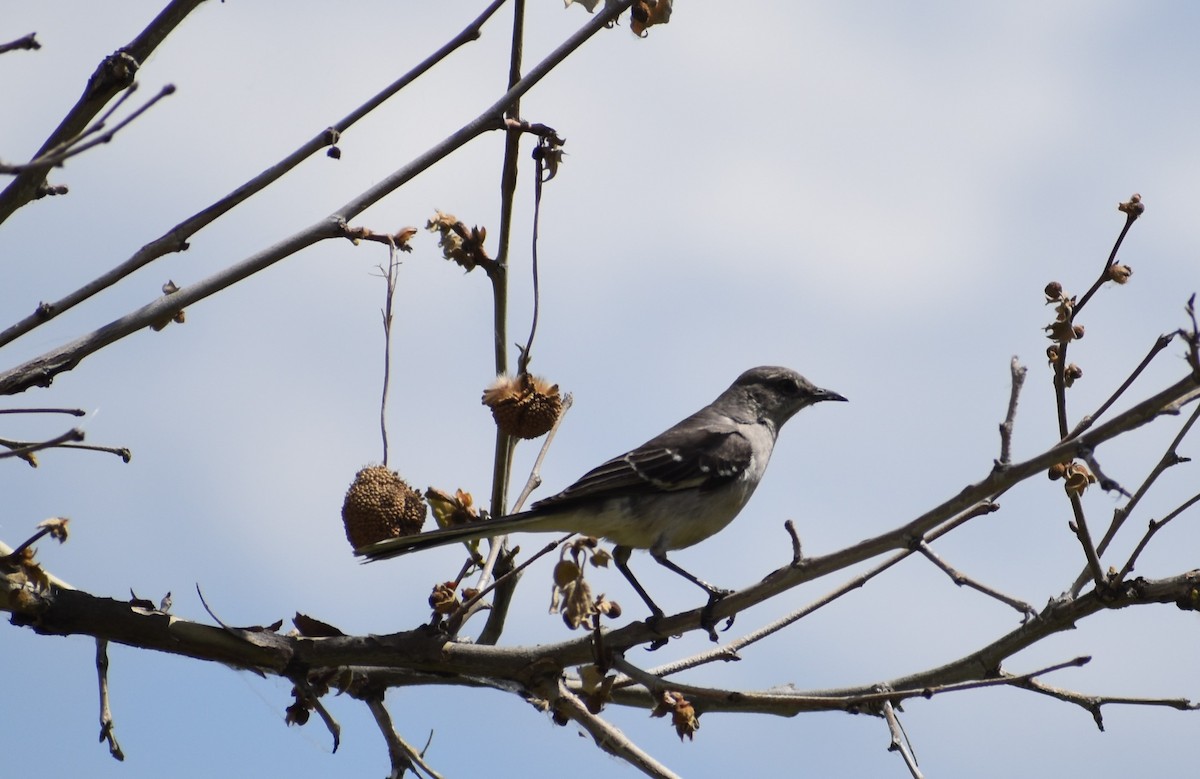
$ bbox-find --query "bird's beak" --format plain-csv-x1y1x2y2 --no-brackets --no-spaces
815,387,848,403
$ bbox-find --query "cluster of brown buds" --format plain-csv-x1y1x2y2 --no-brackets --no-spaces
1044,281,1083,346
1043,281,1084,386
426,210,491,272
651,690,699,741
1048,460,1097,496
548,537,619,630
428,580,481,618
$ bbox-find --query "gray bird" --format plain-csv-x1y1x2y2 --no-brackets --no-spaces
358,366,846,618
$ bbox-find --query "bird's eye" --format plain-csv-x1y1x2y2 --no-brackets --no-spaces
773,377,800,394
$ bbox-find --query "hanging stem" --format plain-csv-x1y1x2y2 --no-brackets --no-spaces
379,238,400,466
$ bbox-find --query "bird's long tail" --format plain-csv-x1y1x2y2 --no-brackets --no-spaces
355,509,565,562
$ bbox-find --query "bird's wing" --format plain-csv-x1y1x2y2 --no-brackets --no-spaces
533,418,753,510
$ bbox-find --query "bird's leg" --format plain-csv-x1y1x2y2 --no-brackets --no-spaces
613,545,665,622
650,550,735,640
649,549,733,600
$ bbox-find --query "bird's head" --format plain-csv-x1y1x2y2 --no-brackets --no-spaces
723,365,847,430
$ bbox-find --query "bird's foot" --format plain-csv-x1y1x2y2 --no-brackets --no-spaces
700,588,735,642
644,610,671,651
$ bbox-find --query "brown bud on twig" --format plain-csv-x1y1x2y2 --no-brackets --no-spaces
1062,462,1097,496
1106,263,1132,284
1118,193,1144,218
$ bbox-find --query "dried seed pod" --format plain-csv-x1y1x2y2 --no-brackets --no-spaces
341,465,427,549
482,373,564,439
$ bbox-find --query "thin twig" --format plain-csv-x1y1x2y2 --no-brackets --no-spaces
510,393,574,513
916,541,1037,620
1016,674,1199,732
1067,493,1106,594
0,407,85,416
542,677,680,779
784,519,803,565
1066,332,1175,440
517,127,550,375
1072,399,1200,595
1117,491,1200,582
881,699,922,779
448,534,572,632
1051,198,1143,440
476,394,575,588
610,654,1093,717
1073,202,1141,315
475,392,574,590
0,518,70,562
0,32,40,54
96,639,125,761
364,694,444,779
3,85,177,174
293,675,341,753
1053,343,1072,440
0,427,84,460
997,357,1027,466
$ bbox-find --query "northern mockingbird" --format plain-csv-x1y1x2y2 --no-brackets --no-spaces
359,366,846,618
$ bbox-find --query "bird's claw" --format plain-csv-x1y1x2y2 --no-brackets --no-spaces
700,589,735,641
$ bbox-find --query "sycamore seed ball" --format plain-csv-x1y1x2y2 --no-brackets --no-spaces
342,465,427,550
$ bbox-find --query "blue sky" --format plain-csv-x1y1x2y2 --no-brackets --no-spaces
3,2,1199,777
